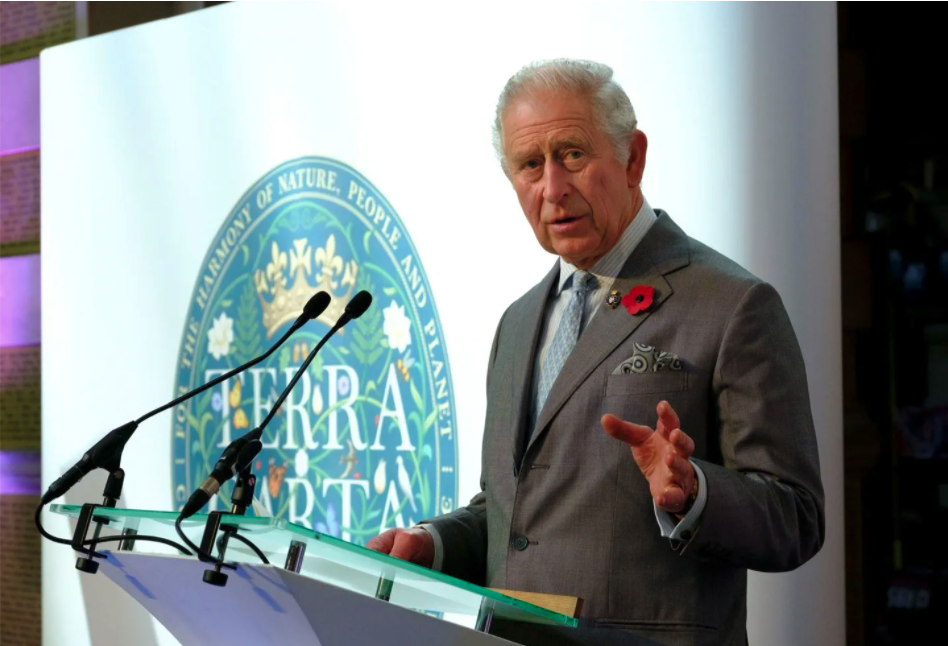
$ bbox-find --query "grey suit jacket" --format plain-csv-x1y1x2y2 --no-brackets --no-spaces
426,213,825,646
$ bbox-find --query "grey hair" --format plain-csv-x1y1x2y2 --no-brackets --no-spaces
492,59,638,175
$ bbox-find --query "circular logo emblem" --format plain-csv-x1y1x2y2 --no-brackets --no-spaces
171,157,457,544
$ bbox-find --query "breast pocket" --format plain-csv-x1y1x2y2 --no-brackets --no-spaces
605,370,688,396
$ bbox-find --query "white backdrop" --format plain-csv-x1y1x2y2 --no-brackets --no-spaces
40,2,842,645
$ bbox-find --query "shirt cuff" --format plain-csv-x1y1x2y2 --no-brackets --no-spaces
418,523,444,572
653,460,708,547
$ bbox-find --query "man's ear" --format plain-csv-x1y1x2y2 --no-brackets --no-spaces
626,130,648,187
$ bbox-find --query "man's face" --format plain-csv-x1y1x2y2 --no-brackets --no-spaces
502,89,645,269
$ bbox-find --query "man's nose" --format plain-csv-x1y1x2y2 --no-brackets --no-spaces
542,159,571,204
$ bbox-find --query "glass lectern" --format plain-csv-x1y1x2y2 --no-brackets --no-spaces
51,505,578,646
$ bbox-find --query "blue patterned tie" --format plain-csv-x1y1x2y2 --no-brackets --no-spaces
534,270,596,429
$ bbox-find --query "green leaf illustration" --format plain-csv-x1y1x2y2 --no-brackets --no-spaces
366,347,384,365
309,352,324,381
233,279,263,365
410,382,423,411
421,473,431,515
351,271,389,374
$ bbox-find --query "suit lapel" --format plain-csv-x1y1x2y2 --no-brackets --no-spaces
509,262,559,469
526,213,691,456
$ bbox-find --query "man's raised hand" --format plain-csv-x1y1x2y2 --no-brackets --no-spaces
602,400,696,514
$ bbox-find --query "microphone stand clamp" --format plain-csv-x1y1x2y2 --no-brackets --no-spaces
69,421,138,574
200,466,258,587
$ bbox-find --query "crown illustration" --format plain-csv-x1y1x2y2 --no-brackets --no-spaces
254,235,358,338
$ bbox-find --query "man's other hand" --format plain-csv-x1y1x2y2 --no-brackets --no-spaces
366,527,435,568
602,400,696,514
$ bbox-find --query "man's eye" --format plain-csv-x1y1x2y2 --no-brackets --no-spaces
523,160,540,170
566,150,584,160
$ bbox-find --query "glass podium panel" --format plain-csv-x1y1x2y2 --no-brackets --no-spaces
50,504,578,629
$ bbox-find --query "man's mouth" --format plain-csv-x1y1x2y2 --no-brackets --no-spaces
550,214,586,230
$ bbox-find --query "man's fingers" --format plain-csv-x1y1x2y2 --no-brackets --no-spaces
369,529,432,566
665,450,691,479
670,428,695,459
366,529,396,554
389,532,421,561
602,414,653,447
656,401,681,439
657,485,687,511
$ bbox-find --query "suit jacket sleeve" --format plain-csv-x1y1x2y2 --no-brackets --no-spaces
684,281,825,572
420,309,507,585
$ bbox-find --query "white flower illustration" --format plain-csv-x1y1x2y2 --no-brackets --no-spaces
207,312,234,360
294,448,309,478
383,300,412,353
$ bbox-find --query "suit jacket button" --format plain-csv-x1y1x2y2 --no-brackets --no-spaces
512,534,529,551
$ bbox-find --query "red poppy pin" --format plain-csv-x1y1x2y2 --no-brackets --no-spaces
621,285,655,315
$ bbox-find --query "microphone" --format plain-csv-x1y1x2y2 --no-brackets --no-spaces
180,440,263,519
136,290,329,429
178,291,373,518
253,290,373,439
40,292,331,506
302,291,331,321
41,422,137,505
340,290,373,323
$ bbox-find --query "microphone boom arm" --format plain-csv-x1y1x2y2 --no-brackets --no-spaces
40,293,331,507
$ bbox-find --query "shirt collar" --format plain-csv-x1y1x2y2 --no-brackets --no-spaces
556,197,658,294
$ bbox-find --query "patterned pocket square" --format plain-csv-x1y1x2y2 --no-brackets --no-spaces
614,343,683,374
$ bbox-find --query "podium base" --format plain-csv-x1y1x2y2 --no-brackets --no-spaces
97,551,519,646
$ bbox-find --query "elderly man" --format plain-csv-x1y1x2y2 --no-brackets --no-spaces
368,59,824,646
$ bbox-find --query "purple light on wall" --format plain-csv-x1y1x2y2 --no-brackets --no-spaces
0,450,40,495
0,46,43,501
0,254,41,347
0,57,40,152
0,52,41,348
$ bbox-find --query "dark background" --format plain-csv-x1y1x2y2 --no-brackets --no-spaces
839,3,948,644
